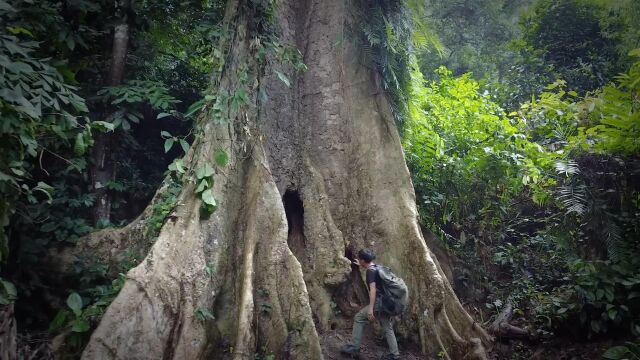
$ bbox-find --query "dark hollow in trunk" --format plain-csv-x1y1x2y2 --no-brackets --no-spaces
283,190,306,264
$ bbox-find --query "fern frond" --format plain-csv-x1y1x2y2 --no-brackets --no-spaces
554,160,580,176
603,217,623,261
558,183,588,215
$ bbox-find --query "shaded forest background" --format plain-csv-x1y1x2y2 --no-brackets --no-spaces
0,0,639,358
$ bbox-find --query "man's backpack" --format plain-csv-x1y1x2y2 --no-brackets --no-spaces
376,266,408,316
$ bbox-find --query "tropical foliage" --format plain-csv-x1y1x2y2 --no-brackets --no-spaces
0,0,226,351
404,0,640,352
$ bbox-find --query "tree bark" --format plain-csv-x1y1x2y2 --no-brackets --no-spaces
90,4,130,225
0,304,16,360
81,0,492,359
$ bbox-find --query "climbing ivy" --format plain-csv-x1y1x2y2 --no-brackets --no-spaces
143,179,183,237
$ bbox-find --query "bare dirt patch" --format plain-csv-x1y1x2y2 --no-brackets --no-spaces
321,327,430,360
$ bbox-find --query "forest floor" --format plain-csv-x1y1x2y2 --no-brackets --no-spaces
493,337,617,360
15,326,618,359
320,325,618,360
321,327,429,360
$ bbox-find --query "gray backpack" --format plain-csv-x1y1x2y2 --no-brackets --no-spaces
376,266,408,316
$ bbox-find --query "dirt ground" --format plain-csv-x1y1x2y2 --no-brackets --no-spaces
321,327,431,360
492,337,618,360
320,324,620,360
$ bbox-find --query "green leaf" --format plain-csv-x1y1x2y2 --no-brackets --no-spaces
605,288,615,302
92,121,115,132
66,292,83,317
201,189,216,206
185,98,205,118
602,346,630,359
157,112,171,119
10,168,24,177
7,61,33,74
35,181,53,197
126,112,140,124
230,89,249,112
68,94,88,113
214,150,229,167
0,280,17,305
40,222,58,232
0,170,16,183
164,138,175,153
196,164,215,179
71,318,90,333
275,70,290,87
121,119,131,131
74,133,86,156
0,0,17,12
16,97,41,118
179,139,189,153
7,26,33,37
160,131,172,138
65,35,75,51
49,309,69,331
3,38,28,56
168,159,185,174
195,179,209,193
195,307,215,322
628,292,640,299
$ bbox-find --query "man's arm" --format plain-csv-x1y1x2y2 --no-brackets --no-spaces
367,282,376,320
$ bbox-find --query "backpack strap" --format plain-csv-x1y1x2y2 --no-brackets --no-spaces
368,264,380,281
368,264,386,295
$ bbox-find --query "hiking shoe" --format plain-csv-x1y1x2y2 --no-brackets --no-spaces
381,354,400,360
340,344,360,357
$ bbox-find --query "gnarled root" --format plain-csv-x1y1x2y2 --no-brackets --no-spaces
489,302,531,340
45,180,174,285
427,303,489,360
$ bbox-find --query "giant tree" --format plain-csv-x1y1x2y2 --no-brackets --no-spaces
73,0,491,358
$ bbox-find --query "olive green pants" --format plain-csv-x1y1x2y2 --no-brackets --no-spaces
351,305,399,356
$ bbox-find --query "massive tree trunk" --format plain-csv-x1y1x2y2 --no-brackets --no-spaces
81,0,491,359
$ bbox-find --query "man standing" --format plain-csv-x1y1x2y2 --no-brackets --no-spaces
341,249,400,359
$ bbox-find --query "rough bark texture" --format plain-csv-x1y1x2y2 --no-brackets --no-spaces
81,0,491,359
0,304,16,360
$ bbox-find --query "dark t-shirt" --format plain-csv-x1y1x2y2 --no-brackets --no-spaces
366,264,383,296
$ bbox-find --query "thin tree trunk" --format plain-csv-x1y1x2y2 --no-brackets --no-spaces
90,6,130,225
90,132,114,224
80,0,492,359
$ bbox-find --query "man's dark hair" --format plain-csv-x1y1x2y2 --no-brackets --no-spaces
357,249,376,263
